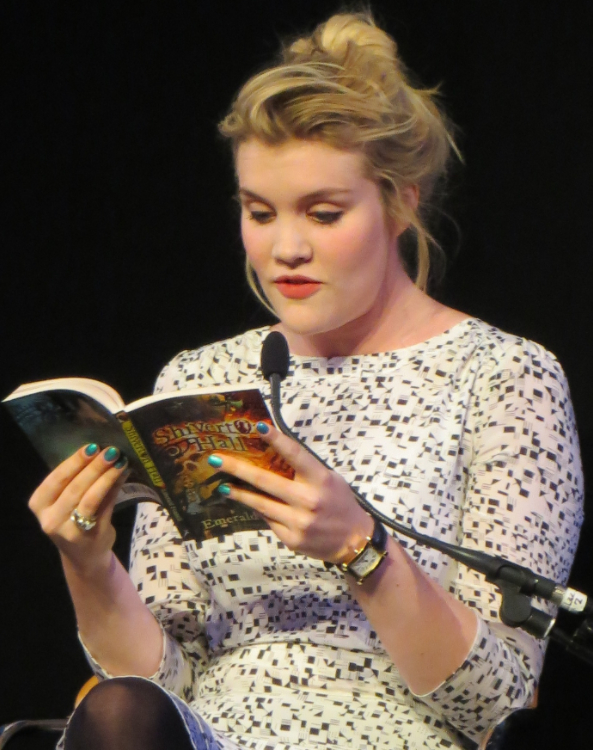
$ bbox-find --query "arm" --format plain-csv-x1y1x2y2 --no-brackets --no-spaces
206,341,584,741
414,341,584,729
29,442,210,701
209,427,479,690
62,550,164,677
63,345,228,699
28,344,246,699
28,446,165,678
79,500,210,701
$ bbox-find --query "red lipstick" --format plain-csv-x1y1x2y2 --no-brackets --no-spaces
274,276,321,299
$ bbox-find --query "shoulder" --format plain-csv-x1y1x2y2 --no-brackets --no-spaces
458,320,575,428
405,318,569,409
154,327,270,394
464,321,581,465
454,319,568,389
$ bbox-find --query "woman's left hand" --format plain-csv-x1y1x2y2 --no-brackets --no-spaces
209,423,372,563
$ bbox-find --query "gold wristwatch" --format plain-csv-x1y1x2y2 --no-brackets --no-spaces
338,517,388,584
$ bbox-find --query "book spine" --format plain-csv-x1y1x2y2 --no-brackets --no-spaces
117,414,187,534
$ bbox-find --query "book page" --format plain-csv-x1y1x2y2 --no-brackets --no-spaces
4,377,124,413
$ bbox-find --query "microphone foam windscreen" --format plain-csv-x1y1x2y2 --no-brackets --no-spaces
261,331,290,381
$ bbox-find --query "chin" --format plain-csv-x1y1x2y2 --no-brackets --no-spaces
269,294,373,342
277,311,355,339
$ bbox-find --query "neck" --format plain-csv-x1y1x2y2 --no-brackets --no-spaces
277,266,459,358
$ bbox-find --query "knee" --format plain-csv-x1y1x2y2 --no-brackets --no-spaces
69,676,163,733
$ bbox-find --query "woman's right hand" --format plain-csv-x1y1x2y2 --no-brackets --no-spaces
30,444,165,677
29,443,129,576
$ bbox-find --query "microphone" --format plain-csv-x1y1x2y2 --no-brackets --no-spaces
259,331,593,632
261,330,290,381
261,331,296,439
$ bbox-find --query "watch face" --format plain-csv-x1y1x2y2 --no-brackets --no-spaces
350,546,380,576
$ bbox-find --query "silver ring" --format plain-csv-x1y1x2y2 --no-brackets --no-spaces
70,507,98,532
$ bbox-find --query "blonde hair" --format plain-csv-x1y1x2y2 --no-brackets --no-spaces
219,11,458,306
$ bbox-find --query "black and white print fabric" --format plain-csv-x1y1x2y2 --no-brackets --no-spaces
81,318,583,750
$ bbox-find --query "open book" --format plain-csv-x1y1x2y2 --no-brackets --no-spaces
3,378,294,542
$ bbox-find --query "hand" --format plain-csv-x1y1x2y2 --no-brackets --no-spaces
208,423,373,562
28,444,129,575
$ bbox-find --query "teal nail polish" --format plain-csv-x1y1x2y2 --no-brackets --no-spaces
114,455,128,469
208,455,223,468
85,443,99,456
218,483,231,495
104,446,119,462
256,422,270,434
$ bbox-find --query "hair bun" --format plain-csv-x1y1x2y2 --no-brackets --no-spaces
285,13,400,92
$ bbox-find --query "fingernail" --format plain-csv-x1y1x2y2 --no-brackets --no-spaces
114,455,128,469
256,422,270,434
85,443,99,456
218,483,231,495
208,455,223,468
104,446,120,462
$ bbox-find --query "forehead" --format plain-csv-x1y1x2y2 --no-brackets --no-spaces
236,139,369,194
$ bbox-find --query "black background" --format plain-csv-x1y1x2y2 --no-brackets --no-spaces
1,1,593,748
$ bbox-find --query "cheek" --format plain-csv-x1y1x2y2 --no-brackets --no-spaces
331,221,388,276
240,219,264,267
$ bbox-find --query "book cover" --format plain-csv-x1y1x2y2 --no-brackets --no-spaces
4,381,294,543
126,389,294,542
5,390,130,470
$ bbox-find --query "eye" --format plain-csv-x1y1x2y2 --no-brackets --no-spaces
309,210,344,225
247,209,275,225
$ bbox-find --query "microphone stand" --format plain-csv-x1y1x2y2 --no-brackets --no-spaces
267,370,593,665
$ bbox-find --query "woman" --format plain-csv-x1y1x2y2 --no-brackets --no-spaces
29,12,583,750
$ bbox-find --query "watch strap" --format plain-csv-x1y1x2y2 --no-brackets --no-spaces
337,516,388,584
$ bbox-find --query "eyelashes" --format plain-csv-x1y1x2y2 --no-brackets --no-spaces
248,210,274,224
310,211,343,225
246,210,344,225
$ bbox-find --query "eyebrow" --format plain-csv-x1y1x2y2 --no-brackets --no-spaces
237,188,353,202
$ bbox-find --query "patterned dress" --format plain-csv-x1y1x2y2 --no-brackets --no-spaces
81,318,584,750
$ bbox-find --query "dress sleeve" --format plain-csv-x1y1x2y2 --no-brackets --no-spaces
79,502,210,702
415,340,584,742
128,502,210,701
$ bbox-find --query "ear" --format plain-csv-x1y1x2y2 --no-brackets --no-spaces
403,184,419,211
391,184,420,239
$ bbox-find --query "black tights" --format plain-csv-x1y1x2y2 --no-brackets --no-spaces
64,677,195,750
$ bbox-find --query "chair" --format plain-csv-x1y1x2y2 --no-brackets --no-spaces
0,677,98,749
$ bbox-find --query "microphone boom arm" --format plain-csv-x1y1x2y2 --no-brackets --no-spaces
267,371,593,651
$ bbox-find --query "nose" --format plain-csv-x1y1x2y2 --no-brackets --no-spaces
271,220,312,268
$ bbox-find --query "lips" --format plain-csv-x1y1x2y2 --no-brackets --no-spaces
273,276,322,300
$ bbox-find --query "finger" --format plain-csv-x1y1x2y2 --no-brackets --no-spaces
38,448,128,533
100,468,131,515
252,422,329,483
208,422,327,493
74,456,130,521
59,446,125,509
209,450,302,508
220,483,295,526
29,443,102,513
219,483,305,551
69,467,130,537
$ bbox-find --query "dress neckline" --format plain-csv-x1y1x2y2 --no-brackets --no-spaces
267,317,481,366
